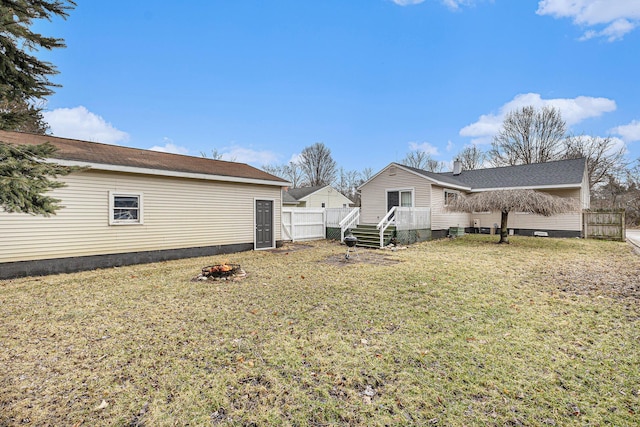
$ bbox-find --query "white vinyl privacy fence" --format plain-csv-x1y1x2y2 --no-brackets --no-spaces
281,207,430,243
281,208,326,241
282,207,358,242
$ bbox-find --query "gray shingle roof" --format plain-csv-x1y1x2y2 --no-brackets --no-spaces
398,157,586,191
282,190,301,205
286,186,327,200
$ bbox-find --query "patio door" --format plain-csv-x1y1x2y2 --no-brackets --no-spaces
255,200,274,249
387,190,413,211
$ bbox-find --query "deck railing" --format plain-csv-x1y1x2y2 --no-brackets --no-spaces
376,206,397,248
395,207,431,230
338,207,360,242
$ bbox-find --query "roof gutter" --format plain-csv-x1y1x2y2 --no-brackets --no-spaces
469,183,582,192
47,159,292,187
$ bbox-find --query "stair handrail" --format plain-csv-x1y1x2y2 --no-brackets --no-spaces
376,206,397,248
339,207,360,242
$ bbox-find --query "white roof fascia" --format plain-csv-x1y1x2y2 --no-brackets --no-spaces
469,183,581,192
48,159,292,187
426,180,471,191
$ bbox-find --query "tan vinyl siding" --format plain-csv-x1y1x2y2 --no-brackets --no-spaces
509,188,582,231
0,170,282,263
431,185,471,230
465,189,583,232
360,166,431,224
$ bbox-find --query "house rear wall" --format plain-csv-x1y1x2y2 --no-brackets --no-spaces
360,166,432,224
435,188,583,233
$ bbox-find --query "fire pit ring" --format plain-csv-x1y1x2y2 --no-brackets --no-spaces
201,263,242,278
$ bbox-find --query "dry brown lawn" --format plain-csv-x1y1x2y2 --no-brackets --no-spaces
1,235,639,426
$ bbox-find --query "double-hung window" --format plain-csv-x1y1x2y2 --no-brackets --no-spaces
109,192,143,225
444,190,459,206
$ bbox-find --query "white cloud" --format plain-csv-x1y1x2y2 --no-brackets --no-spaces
391,0,426,5
43,106,129,144
537,0,640,41
408,141,440,155
218,144,280,166
288,153,303,164
611,120,640,142
391,0,476,8
460,93,617,144
149,138,190,155
446,140,455,152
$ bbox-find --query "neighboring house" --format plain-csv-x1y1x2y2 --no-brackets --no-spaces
0,131,290,279
285,185,353,208
282,190,301,207
358,158,589,239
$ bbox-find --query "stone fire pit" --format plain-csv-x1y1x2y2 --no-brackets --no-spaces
192,263,246,281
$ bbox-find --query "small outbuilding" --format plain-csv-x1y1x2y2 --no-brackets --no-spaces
0,131,290,279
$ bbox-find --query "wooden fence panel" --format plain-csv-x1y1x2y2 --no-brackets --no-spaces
583,211,625,241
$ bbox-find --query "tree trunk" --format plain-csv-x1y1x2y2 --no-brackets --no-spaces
499,210,510,244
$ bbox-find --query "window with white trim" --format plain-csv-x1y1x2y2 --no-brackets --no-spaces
444,190,459,206
109,192,143,225
400,190,412,207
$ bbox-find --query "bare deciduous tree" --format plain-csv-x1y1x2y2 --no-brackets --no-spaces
336,168,361,204
562,134,626,190
299,142,337,187
262,161,304,188
624,162,640,225
402,150,446,172
456,145,486,170
447,189,578,244
490,106,566,166
360,167,374,182
200,148,228,160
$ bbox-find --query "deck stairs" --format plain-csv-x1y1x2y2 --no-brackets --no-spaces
346,224,396,249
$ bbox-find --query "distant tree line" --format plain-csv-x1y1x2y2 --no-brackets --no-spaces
261,106,639,225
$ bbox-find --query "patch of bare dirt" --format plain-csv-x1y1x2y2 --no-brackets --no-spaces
321,248,401,267
550,260,640,301
266,243,315,254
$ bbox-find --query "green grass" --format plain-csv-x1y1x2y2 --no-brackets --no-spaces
1,235,639,426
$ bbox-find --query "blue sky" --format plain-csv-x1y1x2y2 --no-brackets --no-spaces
36,0,640,174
